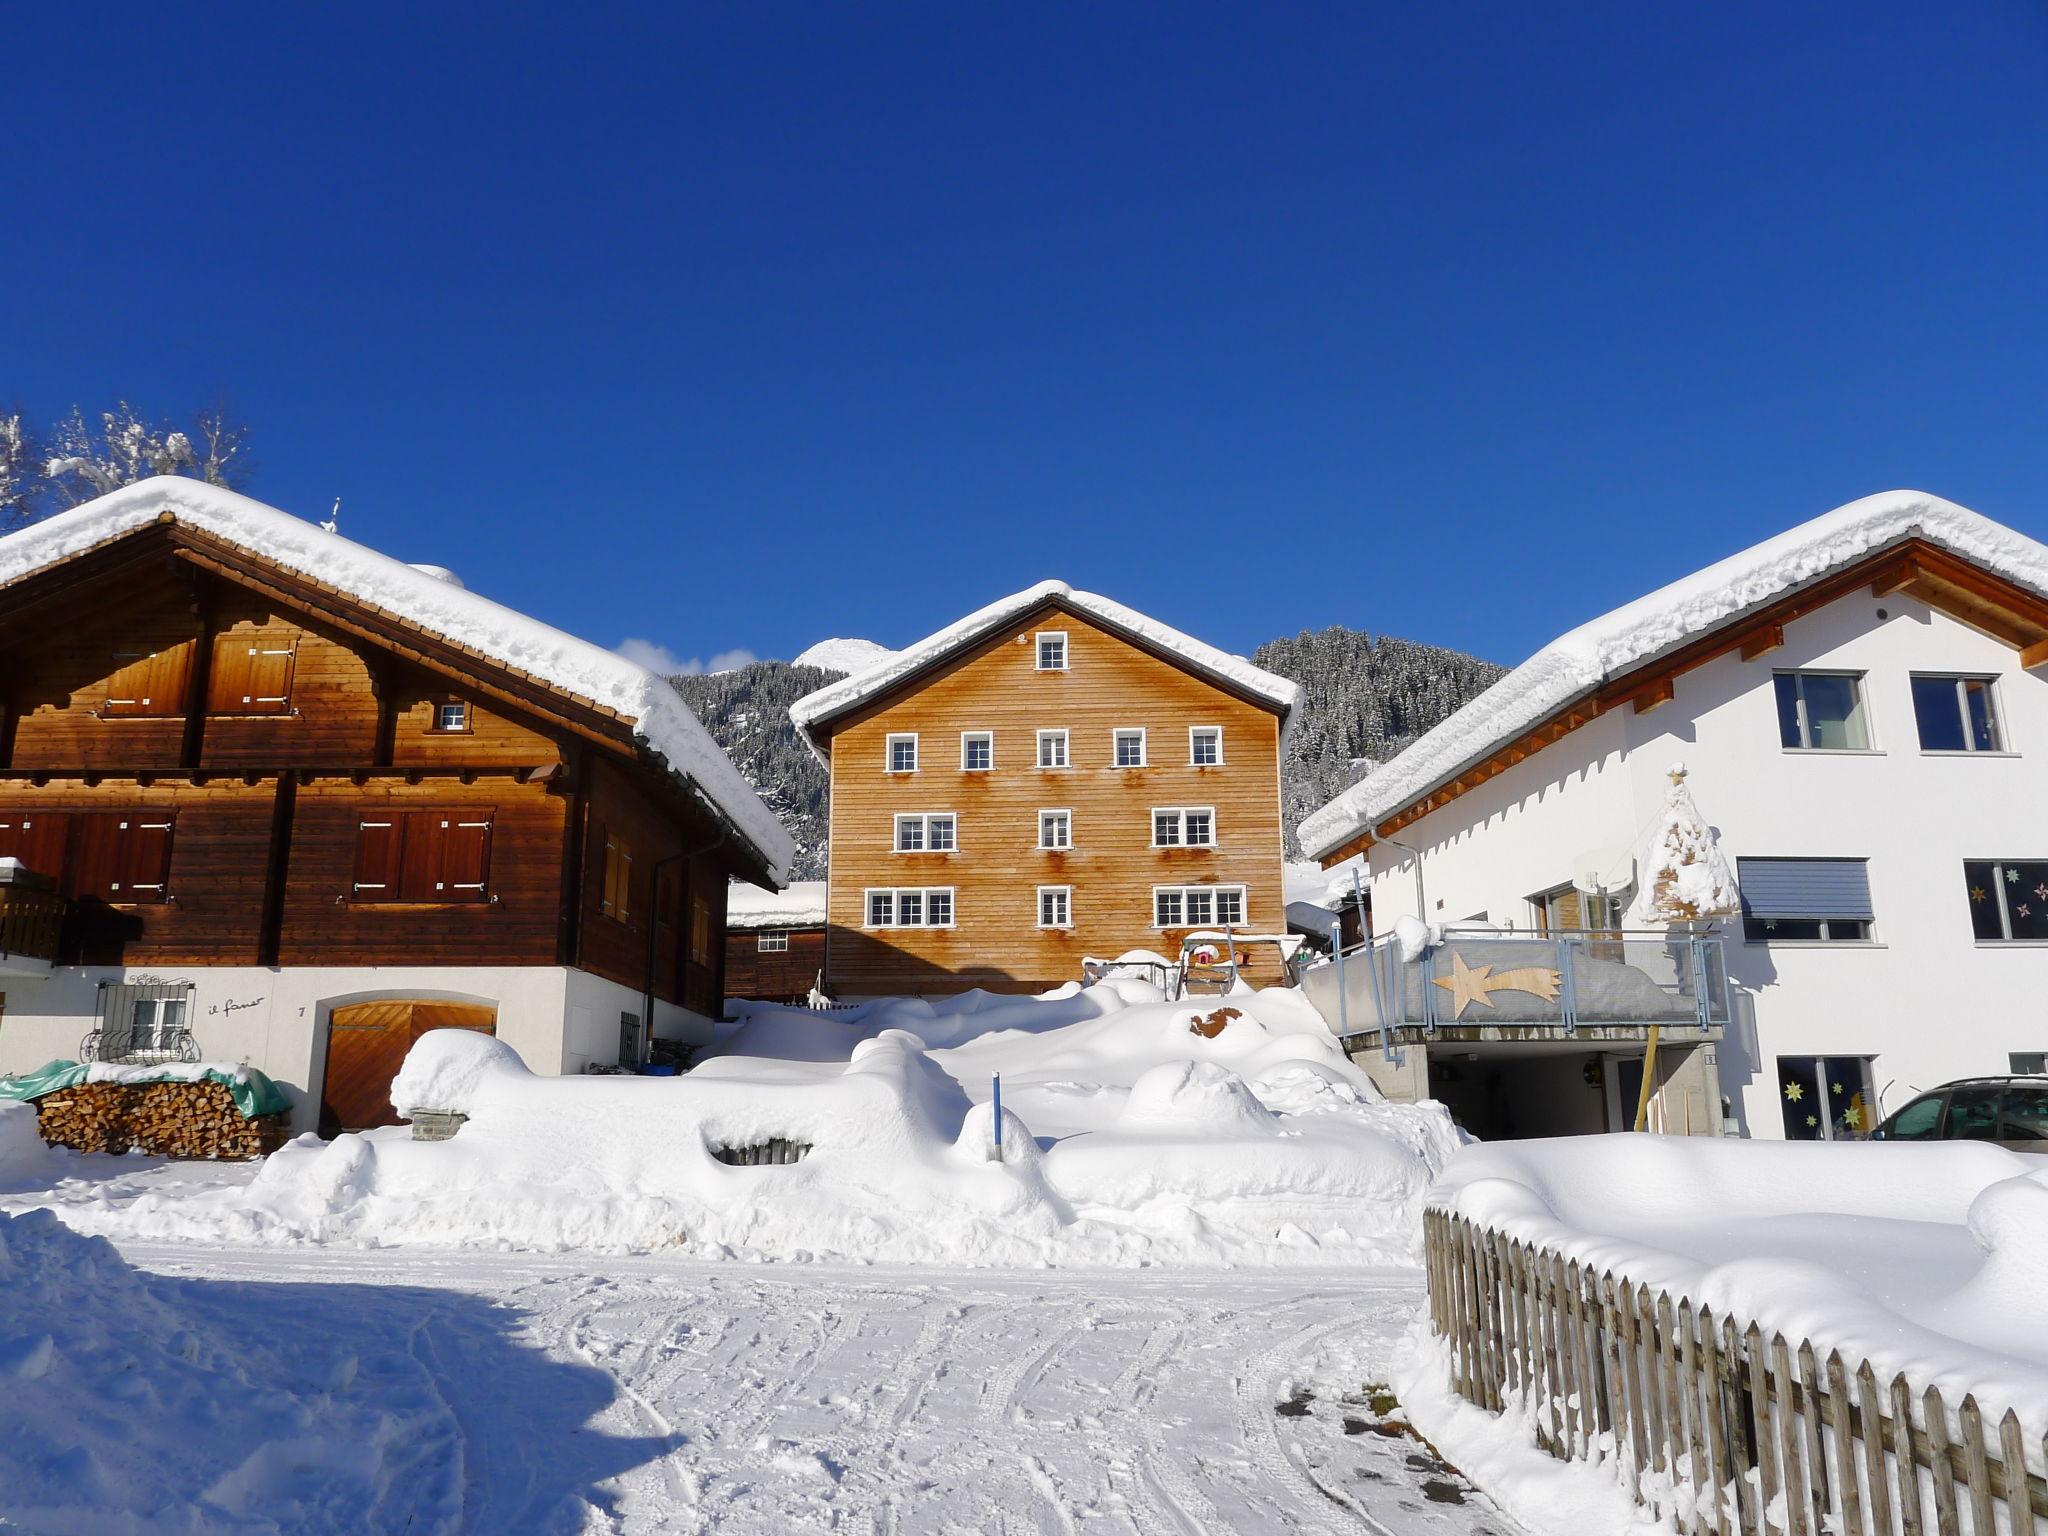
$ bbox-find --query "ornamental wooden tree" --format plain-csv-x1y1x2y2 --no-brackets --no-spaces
1627,762,1739,1130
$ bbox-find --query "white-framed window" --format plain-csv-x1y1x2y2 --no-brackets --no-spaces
1037,885,1073,929
893,812,957,853
1737,856,1873,942
1151,807,1216,848
1189,726,1223,766
886,733,919,773
130,996,189,1054
1912,675,2004,753
1036,729,1070,769
1038,809,1072,850
1774,672,1870,751
1964,860,2048,943
1153,884,1247,928
757,931,789,952
1113,728,1147,768
433,700,471,733
1036,632,1068,671
863,887,956,928
961,731,994,771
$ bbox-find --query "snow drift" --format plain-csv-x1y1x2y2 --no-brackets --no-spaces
51,984,1460,1267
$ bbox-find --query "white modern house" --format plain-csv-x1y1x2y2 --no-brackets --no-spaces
1297,491,2048,1142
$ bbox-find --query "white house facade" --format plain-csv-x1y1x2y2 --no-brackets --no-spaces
1298,491,2048,1142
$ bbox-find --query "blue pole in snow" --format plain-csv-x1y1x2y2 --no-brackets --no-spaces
992,1072,1003,1161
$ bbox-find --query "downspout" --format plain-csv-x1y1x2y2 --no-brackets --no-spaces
1377,833,1429,926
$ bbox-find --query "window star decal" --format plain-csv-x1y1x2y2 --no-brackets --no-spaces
2020,905,2033,920
1806,1115,1818,1128
2034,884,2047,901
1785,1081,1805,1102
2008,868,2021,883
1971,886,1988,903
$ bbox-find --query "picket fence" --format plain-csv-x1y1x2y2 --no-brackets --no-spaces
1423,1209,2046,1536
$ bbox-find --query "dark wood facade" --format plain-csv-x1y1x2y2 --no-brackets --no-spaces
723,924,826,1005
0,514,775,1021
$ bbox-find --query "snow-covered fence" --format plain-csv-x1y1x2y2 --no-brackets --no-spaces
1423,1209,2047,1536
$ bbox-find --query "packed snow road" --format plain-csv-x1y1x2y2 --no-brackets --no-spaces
115,1243,1514,1536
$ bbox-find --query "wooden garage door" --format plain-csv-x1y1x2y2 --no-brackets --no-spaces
319,1000,497,1134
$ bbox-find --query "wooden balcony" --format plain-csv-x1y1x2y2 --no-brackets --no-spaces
0,878,66,975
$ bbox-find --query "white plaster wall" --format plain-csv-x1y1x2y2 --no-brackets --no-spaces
1366,594,2048,1137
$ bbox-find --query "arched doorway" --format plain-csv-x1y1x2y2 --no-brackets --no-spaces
319,999,497,1134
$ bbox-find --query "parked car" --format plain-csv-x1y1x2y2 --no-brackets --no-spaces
1865,1077,2048,1151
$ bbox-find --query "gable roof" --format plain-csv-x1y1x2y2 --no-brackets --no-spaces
1298,490,2048,863
788,579,1302,754
0,476,797,885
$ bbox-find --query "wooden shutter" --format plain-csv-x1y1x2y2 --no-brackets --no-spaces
352,817,404,901
398,811,440,901
208,634,297,715
432,814,492,903
601,830,632,920
0,813,70,883
118,817,175,901
103,642,194,718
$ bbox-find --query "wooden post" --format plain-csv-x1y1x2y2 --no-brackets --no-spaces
1996,1409,2033,1536
1957,1397,1991,1536
1827,1352,1865,1536
1773,1336,1811,1536
1800,1345,1832,1534
180,604,216,770
1748,1325,1782,1533
1678,1300,1713,1533
255,771,297,967
1889,1375,1923,1536
1857,1364,1893,1536
1724,1317,1760,1536
1701,1308,1736,1536
1639,1287,1669,1476
1923,1386,1960,1536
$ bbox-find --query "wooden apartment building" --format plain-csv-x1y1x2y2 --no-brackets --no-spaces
0,478,794,1133
789,582,1300,995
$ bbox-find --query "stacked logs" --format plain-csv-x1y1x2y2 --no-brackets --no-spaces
34,1082,288,1160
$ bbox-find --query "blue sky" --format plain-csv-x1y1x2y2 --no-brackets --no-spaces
8,3,2046,672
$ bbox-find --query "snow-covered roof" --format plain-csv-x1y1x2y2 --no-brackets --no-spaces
1299,490,2048,860
0,478,797,885
789,580,1301,751
726,880,827,929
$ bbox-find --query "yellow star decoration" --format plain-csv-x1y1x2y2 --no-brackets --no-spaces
1430,951,1562,1019
1971,886,1987,903
1785,1080,1805,1102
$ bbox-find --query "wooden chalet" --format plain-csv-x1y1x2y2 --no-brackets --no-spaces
790,582,1300,996
0,478,794,1134
723,880,827,1005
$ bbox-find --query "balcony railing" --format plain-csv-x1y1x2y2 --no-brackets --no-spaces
0,882,66,971
1306,926,1730,1050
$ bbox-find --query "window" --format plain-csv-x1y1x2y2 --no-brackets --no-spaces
102,642,194,719
1913,675,2003,753
599,830,633,919
1531,884,1625,935
894,813,957,853
757,930,790,952
430,700,472,733
1113,728,1147,768
1152,807,1216,848
1037,885,1072,929
886,734,919,773
1036,632,1068,671
960,732,994,771
1189,726,1223,766
1775,1055,1875,1140
73,814,176,903
1036,729,1069,769
1738,857,1873,942
2004,1085,2048,1144
863,887,956,928
353,811,494,904
130,995,188,1055
1773,671,1869,750
1154,884,1247,928
1883,1092,1945,1141
207,633,298,716
1038,809,1072,850
1963,860,2048,942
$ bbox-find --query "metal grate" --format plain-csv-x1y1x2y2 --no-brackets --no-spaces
83,979,199,1065
709,1137,812,1167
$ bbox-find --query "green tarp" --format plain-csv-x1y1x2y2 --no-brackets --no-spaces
0,1060,291,1120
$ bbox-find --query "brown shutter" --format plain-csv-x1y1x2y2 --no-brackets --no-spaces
119,817,175,901
208,634,297,715
72,814,127,901
103,642,194,718
351,817,404,901
0,813,70,883
398,811,440,901
435,815,492,903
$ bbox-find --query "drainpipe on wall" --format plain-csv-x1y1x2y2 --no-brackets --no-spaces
1377,833,1429,926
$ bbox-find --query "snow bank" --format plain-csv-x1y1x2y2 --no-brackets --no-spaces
789,579,1302,756
0,477,796,883
1301,491,2048,858
0,1102,51,1185
50,986,1459,1268
725,878,827,929
1428,1136,2048,1435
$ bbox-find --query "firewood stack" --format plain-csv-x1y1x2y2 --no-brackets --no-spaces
34,1081,289,1159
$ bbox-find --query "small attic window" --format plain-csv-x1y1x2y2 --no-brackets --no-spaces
430,700,471,734
1036,633,1068,671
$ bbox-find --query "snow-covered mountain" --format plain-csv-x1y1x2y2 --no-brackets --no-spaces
791,637,897,674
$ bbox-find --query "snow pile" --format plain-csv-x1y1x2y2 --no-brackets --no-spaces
0,1208,470,1533
790,636,898,673
789,579,1302,756
1627,762,1740,925
725,878,827,929
52,985,1459,1268
0,477,796,883
1301,490,2048,857
0,1102,51,1185
1424,1135,2048,1434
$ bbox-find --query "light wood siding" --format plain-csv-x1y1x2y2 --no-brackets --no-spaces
819,603,1286,994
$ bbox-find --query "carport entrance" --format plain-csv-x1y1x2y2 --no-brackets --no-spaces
320,1000,497,1134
